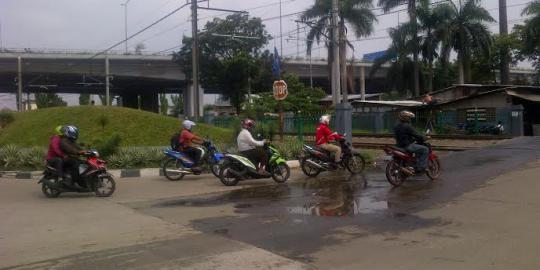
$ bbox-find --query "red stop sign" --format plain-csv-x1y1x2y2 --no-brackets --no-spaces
273,80,288,100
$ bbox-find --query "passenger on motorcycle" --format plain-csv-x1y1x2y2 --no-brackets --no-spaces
393,111,428,173
46,125,66,181
59,125,86,187
315,115,343,164
178,120,205,174
237,118,269,175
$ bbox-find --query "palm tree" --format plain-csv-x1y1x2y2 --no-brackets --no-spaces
445,0,494,84
302,0,376,97
520,1,540,58
370,24,417,95
378,0,421,96
417,0,452,92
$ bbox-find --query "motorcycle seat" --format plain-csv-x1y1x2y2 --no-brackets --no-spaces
390,145,408,153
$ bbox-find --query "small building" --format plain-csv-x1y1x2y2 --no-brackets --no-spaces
319,93,383,108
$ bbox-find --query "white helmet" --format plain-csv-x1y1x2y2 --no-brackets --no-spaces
182,120,196,131
320,114,331,125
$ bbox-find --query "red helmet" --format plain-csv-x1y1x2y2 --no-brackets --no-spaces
241,118,256,129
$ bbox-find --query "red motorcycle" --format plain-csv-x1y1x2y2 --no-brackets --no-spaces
383,141,441,187
38,150,116,198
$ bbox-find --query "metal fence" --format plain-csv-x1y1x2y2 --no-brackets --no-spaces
205,107,515,140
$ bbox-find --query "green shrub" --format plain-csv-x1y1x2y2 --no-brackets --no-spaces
107,147,164,169
92,133,122,158
98,114,109,131
0,110,15,128
0,145,46,170
273,139,304,160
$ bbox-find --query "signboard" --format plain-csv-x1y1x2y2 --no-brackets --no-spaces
273,80,288,101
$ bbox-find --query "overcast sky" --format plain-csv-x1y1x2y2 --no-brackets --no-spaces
0,0,533,109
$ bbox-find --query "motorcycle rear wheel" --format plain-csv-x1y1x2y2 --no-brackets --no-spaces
95,174,116,197
300,157,322,177
41,177,61,198
272,163,290,183
426,158,442,180
385,160,406,187
163,158,186,181
218,163,239,186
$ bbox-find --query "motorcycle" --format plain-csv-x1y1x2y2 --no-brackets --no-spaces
299,137,366,177
218,143,290,186
162,140,224,181
383,140,441,187
38,150,116,198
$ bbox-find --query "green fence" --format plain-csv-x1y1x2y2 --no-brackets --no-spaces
205,108,513,141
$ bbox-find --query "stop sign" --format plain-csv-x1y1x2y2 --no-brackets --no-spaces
273,80,288,100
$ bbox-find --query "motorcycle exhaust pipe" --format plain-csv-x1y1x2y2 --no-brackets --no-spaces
166,169,192,174
305,159,324,170
400,166,414,176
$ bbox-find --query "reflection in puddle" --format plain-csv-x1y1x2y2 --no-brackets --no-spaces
287,196,388,217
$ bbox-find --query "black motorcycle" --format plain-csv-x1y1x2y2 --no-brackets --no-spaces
38,150,116,198
300,137,366,177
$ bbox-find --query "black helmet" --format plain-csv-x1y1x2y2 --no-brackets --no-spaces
62,125,79,140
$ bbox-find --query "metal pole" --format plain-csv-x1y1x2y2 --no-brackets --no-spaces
17,56,23,111
296,22,300,58
191,0,200,119
0,19,3,49
309,53,313,89
122,0,131,54
360,65,366,100
499,0,510,84
105,56,110,106
331,0,340,106
279,0,283,55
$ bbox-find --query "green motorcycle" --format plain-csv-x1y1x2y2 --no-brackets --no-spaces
218,144,290,186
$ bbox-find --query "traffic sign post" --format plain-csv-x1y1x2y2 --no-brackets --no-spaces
273,80,288,140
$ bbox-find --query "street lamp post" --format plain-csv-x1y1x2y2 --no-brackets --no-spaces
121,0,131,54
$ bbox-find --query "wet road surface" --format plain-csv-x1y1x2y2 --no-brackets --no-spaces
137,137,540,263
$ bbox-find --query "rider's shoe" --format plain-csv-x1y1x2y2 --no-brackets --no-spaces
191,167,202,175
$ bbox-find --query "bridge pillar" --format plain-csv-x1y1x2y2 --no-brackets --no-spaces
120,93,159,113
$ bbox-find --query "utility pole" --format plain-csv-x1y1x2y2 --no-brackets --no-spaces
17,56,23,111
279,0,283,55
105,56,110,106
121,0,131,54
296,22,300,58
331,0,340,106
499,0,510,85
191,0,201,119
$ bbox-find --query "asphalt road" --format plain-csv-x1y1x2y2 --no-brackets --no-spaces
2,137,540,269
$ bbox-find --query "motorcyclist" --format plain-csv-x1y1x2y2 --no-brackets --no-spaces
237,118,269,175
178,120,204,174
315,114,343,164
46,125,66,181
59,125,86,187
393,110,428,173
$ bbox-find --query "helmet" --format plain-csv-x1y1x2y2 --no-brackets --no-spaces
241,118,256,130
182,120,196,131
62,125,79,140
320,114,331,125
54,125,63,136
399,110,415,122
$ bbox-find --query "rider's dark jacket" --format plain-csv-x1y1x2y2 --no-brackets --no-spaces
393,122,426,148
59,137,82,157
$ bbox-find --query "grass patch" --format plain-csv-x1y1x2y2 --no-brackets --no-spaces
0,106,234,147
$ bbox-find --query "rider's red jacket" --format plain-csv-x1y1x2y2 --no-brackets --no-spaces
315,123,343,145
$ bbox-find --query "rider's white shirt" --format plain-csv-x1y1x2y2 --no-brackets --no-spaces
237,129,264,152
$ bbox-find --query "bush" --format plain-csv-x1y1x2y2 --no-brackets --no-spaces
107,147,164,169
92,133,122,158
273,139,304,160
0,110,14,128
0,145,46,170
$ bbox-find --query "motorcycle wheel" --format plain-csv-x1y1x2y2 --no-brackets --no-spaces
41,177,61,198
426,158,442,180
344,153,366,175
163,158,186,181
95,174,116,197
218,163,239,186
300,157,321,177
272,163,291,183
385,160,406,187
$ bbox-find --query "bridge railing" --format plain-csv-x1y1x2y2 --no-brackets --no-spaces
0,47,171,56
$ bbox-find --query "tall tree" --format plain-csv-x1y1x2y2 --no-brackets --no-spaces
301,0,376,96
173,13,272,113
378,0,421,96
79,93,91,105
35,93,67,108
159,94,168,115
417,0,452,92
444,0,494,84
517,0,540,75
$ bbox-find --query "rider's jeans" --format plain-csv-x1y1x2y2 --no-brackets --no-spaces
319,143,341,163
405,143,428,170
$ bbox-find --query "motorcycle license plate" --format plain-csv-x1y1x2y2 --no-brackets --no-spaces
384,155,393,161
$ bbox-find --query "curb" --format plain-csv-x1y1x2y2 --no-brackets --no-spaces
1,160,300,180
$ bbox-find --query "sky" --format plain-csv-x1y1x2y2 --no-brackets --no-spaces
0,0,534,109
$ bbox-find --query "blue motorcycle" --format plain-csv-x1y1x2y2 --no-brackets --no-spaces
162,141,224,181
